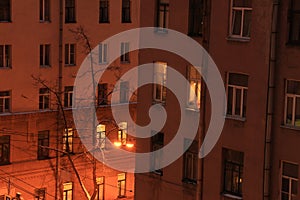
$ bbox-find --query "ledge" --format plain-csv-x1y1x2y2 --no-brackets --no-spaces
222,193,243,199
280,125,300,131
225,115,246,122
226,36,250,43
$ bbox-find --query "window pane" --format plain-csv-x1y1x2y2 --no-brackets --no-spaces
286,97,293,125
295,97,300,126
229,73,248,87
242,10,251,37
287,80,300,95
283,162,298,178
281,193,289,200
281,178,289,192
235,88,242,116
232,10,242,35
227,87,233,115
233,0,252,7
243,89,247,117
292,179,298,195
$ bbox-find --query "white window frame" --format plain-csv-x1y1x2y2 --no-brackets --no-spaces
0,91,10,113
64,86,73,108
99,43,108,64
281,161,298,200
120,42,130,63
187,66,201,110
118,122,127,145
65,43,76,65
63,182,73,200
96,124,106,149
63,128,73,153
96,176,105,200
40,44,50,67
117,173,126,198
284,80,300,127
120,81,129,103
39,88,50,110
153,62,167,103
229,0,252,39
40,0,50,21
0,45,11,68
157,0,169,32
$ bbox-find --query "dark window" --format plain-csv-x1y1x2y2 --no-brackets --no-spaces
120,42,130,63
188,0,203,36
281,161,298,200
38,131,49,160
0,91,10,113
64,86,73,108
156,0,169,30
120,81,129,103
65,44,76,65
289,0,300,44
65,0,76,23
182,139,198,184
39,88,50,110
151,132,164,175
223,148,244,197
34,188,46,200
0,135,10,165
122,0,131,23
0,45,12,68
98,83,108,105
40,44,50,67
40,0,50,21
117,173,126,198
99,0,109,23
0,0,10,22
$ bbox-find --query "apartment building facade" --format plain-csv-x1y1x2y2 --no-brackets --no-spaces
0,0,139,199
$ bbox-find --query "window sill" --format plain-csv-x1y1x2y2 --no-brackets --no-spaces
99,21,110,24
117,195,127,199
188,33,203,37
122,21,132,23
226,36,250,43
154,28,168,34
64,64,76,67
99,62,108,65
280,124,300,131
182,178,197,185
225,115,246,122
65,21,77,24
39,20,51,23
185,107,200,112
152,100,166,106
40,65,51,68
152,170,163,176
0,20,12,23
120,61,130,64
222,193,243,199
0,67,12,70
286,41,300,46
0,162,11,166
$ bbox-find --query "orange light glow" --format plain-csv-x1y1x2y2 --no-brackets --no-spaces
126,143,134,148
114,141,122,147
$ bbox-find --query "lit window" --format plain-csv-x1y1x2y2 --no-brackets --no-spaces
63,128,73,153
120,42,130,63
182,139,198,184
117,173,126,198
34,188,46,200
0,91,10,113
229,0,252,38
288,0,300,44
39,88,50,110
64,86,73,108
153,62,167,103
285,80,300,127
281,161,298,200
0,135,10,165
151,131,164,175
40,0,50,22
0,45,12,68
99,0,109,23
40,44,50,67
120,81,129,103
98,83,108,105
96,177,104,200
65,0,76,23
188,0,203,36
96,124,106,149
0,0,10,22
63,182,73,200
223,148,244,197
122,0,131,23
118,122,127,145
156,0,169,31
99,43,108,64
227,72,248,118
187,66,201,110
65,44,76,65
38,131,49,160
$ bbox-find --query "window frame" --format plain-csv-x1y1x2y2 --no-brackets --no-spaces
281,161,298,200
229,0,252,39
284,79,300,127
153,62,167,103
65,44,76,66
65,0,76,23
182,139,198,184
39,88,50,110
34,188,46,200
96,124,106,149
97,177,105,200
98,83,108,105
40,0,50,22
99,0,109,23
99,43,108,64
122,0,131,23
188,0,203,36
38,131,50,160
63,182,73,200
118,122,127,145
40,44,51,67
0,91,11,113
151,131,164,175
187,66,201,110
0,0,11,22
288,0,300,44
64,86,73,108
120,81,129,103
156,0,169,32
117,173,126,198
0,45,12,68
63,128,74,153
0,135,10,165
120,42,130,63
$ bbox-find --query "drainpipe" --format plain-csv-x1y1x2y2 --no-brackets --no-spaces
263,0,279,199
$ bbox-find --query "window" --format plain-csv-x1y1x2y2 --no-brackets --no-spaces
0,0,10,22
153,62,167,103
229,0,252,38
120,81,129,103
281,161,298,200
63,128,73,153
96,177,104,200
156,0,169,30
65,0,76,23
38,131,49,160
117,173,126,198
182,139,198,184
64,86,73,108
151,132,164,175
122,0,131,23
99,43,108,64
65,44,76,65
63,182,73,200
223,148,244,197
0,91,10,113
98,83,108,105
39,88,50,110
187,66,201,110
96,124,106,149
99,0,109,23
34,188,46,200
120,42,130,63
0,45,12,68
227,73,248,118
188,0,203,36
40,44,50,67
40,0,50,21
118,122,127,145
0,135,10,165
285,80,300,127
288,0,300,44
